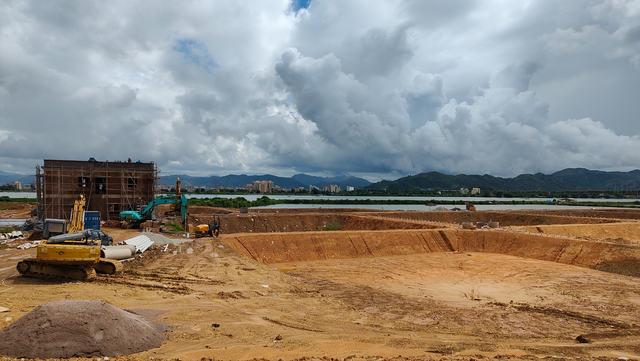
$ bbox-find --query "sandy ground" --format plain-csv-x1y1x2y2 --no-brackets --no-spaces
0,202,32,220
0,203,640,360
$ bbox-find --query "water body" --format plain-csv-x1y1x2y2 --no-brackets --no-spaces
249,203,618,211
0,219,27,227
1,192,634,212
186,194,638,203
0,192,37,198
2,191,636,203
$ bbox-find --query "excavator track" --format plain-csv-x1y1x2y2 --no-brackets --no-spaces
94,258,123,275
17,259,97,281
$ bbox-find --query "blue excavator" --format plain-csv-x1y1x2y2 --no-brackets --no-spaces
119,178,188,229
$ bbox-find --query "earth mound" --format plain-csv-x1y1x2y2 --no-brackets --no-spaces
0,299,165,358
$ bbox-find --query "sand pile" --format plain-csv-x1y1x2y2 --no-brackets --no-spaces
141,232,191,245
0,300,165,358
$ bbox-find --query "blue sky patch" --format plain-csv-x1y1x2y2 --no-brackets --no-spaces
291,0,312,13
173,39,218,73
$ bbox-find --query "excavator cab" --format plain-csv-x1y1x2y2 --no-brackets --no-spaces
42,219,67,240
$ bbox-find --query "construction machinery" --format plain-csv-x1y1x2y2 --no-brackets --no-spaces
67,195,86,233
465,201,476,211
16,197,122,281
119,178,188,229
195,215,221,238
17,228,122,281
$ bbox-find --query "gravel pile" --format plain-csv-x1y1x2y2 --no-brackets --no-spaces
141,232,191,245
0,300,165,358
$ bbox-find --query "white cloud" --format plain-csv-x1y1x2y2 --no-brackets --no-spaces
1,0,640,179
71,85,137,109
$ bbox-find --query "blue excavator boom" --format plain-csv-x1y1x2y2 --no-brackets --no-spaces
119,178,188,224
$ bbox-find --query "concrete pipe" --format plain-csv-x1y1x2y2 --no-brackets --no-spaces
461,222,474,229
101,246,134,260
120,244,137,254
488,221,499,228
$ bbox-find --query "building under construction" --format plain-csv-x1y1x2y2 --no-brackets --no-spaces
36,159,158,221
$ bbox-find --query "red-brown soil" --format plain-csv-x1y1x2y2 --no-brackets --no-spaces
0,207,640,360
0,202,33,220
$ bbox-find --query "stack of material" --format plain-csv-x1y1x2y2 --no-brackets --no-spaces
120,234,154,253
0,231,24,241
139,232,189,245
142,220,161,232
18,219,43,232
102,220,122,228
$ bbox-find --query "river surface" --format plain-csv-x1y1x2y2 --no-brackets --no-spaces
248,204,620,211
0,219,27,227
186,194,638,203
2,192,635,212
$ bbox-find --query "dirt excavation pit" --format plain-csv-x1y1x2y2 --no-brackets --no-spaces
190,208,629,236
1,206,640,360
0,300,166,358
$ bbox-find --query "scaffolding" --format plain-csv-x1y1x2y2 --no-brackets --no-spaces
37,159,158,221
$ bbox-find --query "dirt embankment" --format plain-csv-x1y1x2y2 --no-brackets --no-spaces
222,229,640,277
367,211,618,226
0,202,34,219
189,213,437,234
517,222,640,243
187,210,623,236
509,208,640,220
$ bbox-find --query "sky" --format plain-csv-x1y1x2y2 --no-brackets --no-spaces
1,0,640,181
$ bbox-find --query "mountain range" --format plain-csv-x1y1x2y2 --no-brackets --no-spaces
365,168,640,192
0,170,35,185
2,168,640,192
158,173,371,190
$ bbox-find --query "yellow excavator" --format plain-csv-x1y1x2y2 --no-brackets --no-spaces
16,195,122,281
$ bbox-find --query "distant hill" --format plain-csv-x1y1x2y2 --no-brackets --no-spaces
0,169,370,190
158,173,371,190
7,167,639,192
365,168,640,192
0,170,36,185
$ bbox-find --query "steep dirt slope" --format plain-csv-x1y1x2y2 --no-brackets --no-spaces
516,222,640,243
222,229,640,277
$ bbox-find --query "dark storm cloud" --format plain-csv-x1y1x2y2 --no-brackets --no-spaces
1,0,639,179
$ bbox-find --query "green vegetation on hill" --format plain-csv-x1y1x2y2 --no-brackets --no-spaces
189,196,276,208
0,196,36,204
365,168,640,192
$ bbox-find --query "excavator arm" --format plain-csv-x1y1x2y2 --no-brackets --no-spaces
119,194,187,222
67,195,86,233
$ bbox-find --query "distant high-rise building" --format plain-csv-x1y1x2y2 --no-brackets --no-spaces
252,180,274,193
323,184,341,193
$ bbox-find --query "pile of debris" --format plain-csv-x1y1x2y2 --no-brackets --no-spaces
102,220,122,228
17,218,43,232
16,241,39,250
0,300,166,358
0,230,25,242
